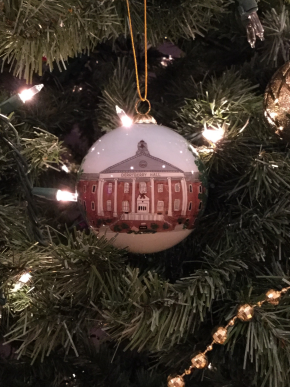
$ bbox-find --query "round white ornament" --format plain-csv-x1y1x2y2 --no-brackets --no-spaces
76,121,206,253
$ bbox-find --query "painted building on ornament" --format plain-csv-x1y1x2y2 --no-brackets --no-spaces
77,140,203,233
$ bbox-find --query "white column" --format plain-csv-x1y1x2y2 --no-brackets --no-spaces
181,178,187,216
132,178,136,213
113,179,118,217
167,177,172,216
99,179,104,216
150,177,155,214
97,180,102,215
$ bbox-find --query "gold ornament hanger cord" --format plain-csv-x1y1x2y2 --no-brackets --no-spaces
126,0,150,115
168,285,290,387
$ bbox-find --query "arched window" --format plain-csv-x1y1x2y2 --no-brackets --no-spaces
158,184,163,193
188,201,192,211
199,185,202,193
189,184,193,193
108,183,113,194
175,183,180,192
124,182,129,193
198,202,202,209
83,185,86,193
107,200,112,211
91,201,95,211
92,185,96,193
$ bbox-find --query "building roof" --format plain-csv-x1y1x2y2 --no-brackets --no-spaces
101,140,183,174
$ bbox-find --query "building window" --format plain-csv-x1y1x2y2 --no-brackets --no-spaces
199,185,202,193
175,183,180,192
83,200,86,209
198,202,202,209
91,201,95,211
174,199,180,211
139,182,147,193
157,201,164,213
92,185,96,193
107,200,112,211
122,201,130,213
124,182,129,193
108,183,113,194
83,185,86,193
158,184,163,193
189,184,193,193
188,201,192,211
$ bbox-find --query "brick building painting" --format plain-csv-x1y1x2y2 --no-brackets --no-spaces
77,139,204,238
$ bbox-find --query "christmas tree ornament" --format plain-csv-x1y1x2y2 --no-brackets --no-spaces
76,121,205,253
167,375,185,387
237,304,254,321
76,0,206,254
191,353,208,369
266,289,281,305
264,61,290,142
237,0,264,48
212,327,228,344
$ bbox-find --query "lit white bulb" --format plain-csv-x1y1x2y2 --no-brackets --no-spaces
116,105,133,127
18,84,44,103
19,272,32,283
56,190,78,202
61,165,69,173
203,127,224,143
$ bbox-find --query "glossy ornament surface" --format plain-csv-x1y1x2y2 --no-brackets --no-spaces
77,122,206,254
264,61,290,142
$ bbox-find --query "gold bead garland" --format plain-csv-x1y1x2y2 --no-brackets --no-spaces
168,285,290,387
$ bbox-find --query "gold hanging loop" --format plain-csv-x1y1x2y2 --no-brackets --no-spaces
126,0,150,114
135,99,151,115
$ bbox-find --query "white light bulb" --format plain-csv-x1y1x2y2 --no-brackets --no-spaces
203,127,224,143
116,105,133,127
18,84,44,103
12,283,22,292
56,190,78,202
19,272,32,283
61,165,69,173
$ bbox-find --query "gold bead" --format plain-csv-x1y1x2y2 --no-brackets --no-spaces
228,318,236,326
237,304,254,321
191,353,208,369
212,327,227,344
167,375,185,387
206,344,213,351
184,369,191,375
266,289,281,305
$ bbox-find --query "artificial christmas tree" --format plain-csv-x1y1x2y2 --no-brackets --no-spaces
1,1,290,387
